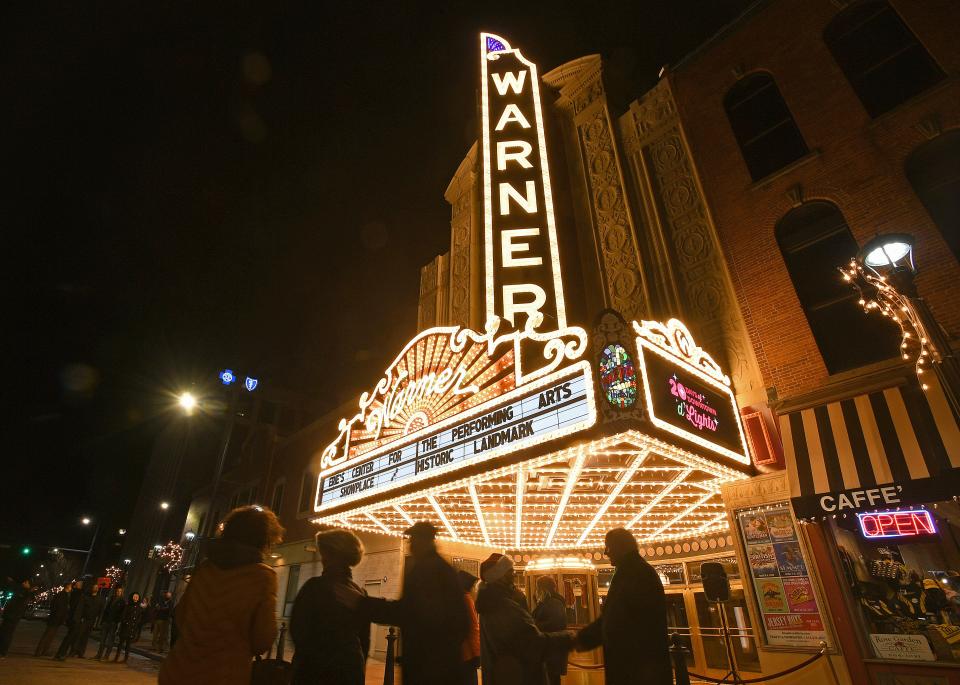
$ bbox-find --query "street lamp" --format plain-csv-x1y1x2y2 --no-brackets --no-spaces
848,233,960,417
80,517,100,577
178,391,198,414
160,501,170,510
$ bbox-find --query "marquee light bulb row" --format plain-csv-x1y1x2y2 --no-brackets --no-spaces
840,261,934,390
315,429,743,550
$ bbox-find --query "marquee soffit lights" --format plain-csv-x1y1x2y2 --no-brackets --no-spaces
313,429,746,551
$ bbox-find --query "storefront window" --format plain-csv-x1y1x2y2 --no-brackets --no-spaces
830,501,960,663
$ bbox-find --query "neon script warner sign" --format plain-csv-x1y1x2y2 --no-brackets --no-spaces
481,33,566,332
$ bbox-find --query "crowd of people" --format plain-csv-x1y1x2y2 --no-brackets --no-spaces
0,575,177,663
2,504,675,684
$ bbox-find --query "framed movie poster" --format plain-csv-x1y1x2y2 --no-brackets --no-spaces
736,503,827,648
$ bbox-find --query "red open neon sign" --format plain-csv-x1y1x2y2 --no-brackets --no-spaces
857,510,937,539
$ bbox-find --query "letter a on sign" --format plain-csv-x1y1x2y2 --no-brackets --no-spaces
480,33,567,332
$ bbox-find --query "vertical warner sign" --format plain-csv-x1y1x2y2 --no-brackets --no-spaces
480,33,567,332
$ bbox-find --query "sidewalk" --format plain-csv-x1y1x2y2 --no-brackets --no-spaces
124,626,397,683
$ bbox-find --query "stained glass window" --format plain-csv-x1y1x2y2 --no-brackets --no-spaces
599,343,637,409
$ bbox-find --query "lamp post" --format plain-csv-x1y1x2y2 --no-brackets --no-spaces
849,233,960,418
178,369,258,569
80,518,100,577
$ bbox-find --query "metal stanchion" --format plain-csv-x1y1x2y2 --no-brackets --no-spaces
383,627,397,685
276,622,287,661
670,632,691,685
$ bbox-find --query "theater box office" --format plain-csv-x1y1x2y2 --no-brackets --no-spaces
300,33,867,685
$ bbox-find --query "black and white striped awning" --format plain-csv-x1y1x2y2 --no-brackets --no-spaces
783,376,960,518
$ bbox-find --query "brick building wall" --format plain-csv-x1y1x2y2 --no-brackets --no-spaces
668,0,960,401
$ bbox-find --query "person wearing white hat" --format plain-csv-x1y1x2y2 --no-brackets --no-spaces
476,553,573,685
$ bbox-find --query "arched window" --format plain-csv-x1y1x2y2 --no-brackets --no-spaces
906,131,960,263
824,1,944,117
776,202,899,373
724,73,809,181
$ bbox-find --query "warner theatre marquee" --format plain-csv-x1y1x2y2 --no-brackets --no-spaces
312,34,753,551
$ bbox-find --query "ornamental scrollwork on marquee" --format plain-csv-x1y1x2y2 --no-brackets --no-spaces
633,318,730,387
320,317,588,470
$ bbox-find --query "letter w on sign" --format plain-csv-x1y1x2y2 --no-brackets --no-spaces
480,33,567,332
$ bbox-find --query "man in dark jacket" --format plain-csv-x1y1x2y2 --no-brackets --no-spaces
73,583,104,657
0,578,32,657
476,553,572,685
35,585,71,656
342,522,470,685
532,576,568,685
54,580,88,660
96,587,125,660
152,591,173,652
575,528,671,685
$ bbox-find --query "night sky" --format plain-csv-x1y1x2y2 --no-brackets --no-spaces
2,0,753,577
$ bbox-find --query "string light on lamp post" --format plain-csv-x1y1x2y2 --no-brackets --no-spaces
157,542,184,572
843,233,960,417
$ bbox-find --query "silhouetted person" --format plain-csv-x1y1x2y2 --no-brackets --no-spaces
159,505,282,685
291,529,370,685
476,553,573,685
457,570,480,685
152,591,173,652
575,528,671,685
532,576,567,685
54,580,87,660
0,578,32,657
36,584,71,656
74,583,105,657
96,587,125,660
114,592,143,663
337,522,470,685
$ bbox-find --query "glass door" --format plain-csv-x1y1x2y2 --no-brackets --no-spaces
665,591,694,667
693,587,761,673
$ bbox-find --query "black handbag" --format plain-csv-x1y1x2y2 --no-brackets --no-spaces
251,622,293,685
251,655,293,685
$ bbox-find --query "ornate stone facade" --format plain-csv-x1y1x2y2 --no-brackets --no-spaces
444,144,477,330
545,56,649,323
619,80,763,403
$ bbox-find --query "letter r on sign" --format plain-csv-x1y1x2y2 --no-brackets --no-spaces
503,284,547,326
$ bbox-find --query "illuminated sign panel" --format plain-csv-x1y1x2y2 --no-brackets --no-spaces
318,362,595,511
857,510,937,539
635,319,750,466
480,33,566,332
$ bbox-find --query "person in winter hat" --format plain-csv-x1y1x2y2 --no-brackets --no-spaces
476,553,573,685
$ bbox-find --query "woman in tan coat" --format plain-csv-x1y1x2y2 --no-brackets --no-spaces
159,505,283,685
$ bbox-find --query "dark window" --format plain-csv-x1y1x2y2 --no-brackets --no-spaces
271,481,285,515
824,1,944,117
776,202,899,373
298,471,314,513
724,73,808,181
906,131,960,263
283,564,301,617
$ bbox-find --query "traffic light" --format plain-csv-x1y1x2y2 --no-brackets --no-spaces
21,546,32,556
